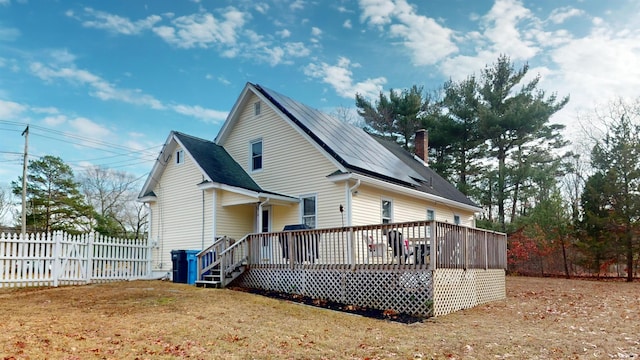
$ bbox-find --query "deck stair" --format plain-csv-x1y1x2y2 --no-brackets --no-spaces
195,264,246,288
195,235,249,289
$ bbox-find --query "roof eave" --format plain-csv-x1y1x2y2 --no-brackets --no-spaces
198,181,299,204
331,172,482,213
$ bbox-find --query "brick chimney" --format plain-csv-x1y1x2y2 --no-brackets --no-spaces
414,129,428,164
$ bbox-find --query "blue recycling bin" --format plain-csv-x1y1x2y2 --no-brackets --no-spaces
171,250,200,284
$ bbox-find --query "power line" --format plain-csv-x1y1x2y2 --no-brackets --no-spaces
0,119,163,168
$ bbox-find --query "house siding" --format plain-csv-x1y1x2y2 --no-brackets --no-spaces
221,92,346,230
352,184,475,227
148,145,206,271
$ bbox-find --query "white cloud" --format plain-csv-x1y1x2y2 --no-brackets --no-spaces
548,7,584,24
343,19,352,29
0,25,20,41
28,59,228,123
290,0,305,11
276,29,291,38
304,57,386,99
48,49,76,65
69,117,112,139
311,27,322,37
0,0,10,6
152,10,247,49
0,99,26,119
29,62,166,110
358,0,457,66
440,0,543,79
255,3,269,14
42,115,67,127
480,0,539,61
359,0,395,26
74,7,161,35
171,104,228,123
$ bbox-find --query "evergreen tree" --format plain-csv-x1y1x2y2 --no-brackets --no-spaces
11,155,90,234
477,55,569,230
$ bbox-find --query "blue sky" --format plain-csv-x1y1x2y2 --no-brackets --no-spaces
1,0,640,193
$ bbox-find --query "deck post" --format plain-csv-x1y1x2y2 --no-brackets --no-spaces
484,232,488,270
431,221,437,270
349,227,355,270
288,233,294,270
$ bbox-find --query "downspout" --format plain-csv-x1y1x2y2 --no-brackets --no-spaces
347,179,361,227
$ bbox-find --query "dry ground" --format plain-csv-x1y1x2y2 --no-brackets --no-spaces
0,276,638,360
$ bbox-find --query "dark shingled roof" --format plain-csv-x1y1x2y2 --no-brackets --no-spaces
253,84,478,208
173,132,263,193
372,136,478,208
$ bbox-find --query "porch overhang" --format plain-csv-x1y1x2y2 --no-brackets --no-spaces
197,181,299,206
328,172,483,213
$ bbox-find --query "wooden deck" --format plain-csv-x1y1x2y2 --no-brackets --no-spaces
196,221,507,317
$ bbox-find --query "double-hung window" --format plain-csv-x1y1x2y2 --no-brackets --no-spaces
301,195,317,229
250,139,263,172
381,198,393,224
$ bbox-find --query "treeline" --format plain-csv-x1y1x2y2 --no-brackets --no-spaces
7,155,146,239
354,55,639,281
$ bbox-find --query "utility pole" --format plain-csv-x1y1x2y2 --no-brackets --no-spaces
21,126,28,237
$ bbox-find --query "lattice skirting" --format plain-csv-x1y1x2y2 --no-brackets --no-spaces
236,268,435,317
432,268,505,317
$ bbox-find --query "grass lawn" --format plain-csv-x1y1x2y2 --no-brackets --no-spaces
0,276,638,359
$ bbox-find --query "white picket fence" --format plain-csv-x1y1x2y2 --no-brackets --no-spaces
0,231,152,288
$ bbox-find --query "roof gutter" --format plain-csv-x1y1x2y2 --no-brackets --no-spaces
197,181,299,204
329,172,482,213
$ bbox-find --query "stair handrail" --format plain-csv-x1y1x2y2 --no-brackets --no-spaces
218,234,250,287
196,236,228,282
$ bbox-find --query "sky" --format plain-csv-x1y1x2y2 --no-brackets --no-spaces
1,0,640,196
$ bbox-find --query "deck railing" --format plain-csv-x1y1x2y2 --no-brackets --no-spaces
244,220,506,270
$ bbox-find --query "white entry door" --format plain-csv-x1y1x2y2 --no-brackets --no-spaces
260,207,273,263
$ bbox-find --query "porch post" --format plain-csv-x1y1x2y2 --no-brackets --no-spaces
211,190,217,242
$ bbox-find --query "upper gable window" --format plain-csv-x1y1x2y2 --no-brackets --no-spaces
254,101,261,116
176,149,184,165
381,198,393,224
250,139,263,172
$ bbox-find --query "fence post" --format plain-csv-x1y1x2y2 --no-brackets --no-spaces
85,232,94,284
147,238,153,278
52,231,61,287
288,233,294,270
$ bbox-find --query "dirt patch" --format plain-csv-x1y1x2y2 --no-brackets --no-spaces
0,276,638,359
233,286,425,324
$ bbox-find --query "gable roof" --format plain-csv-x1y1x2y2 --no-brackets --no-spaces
252,84,423,187
250,84,478,208
173,132,262,192
138,131,296,202
200,82,478,210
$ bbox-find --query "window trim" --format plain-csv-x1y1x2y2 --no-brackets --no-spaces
381,198,393,224
176,149,184,165
250,138,263,172
453,214,461,225
300,194,317,229
426,208,435,221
